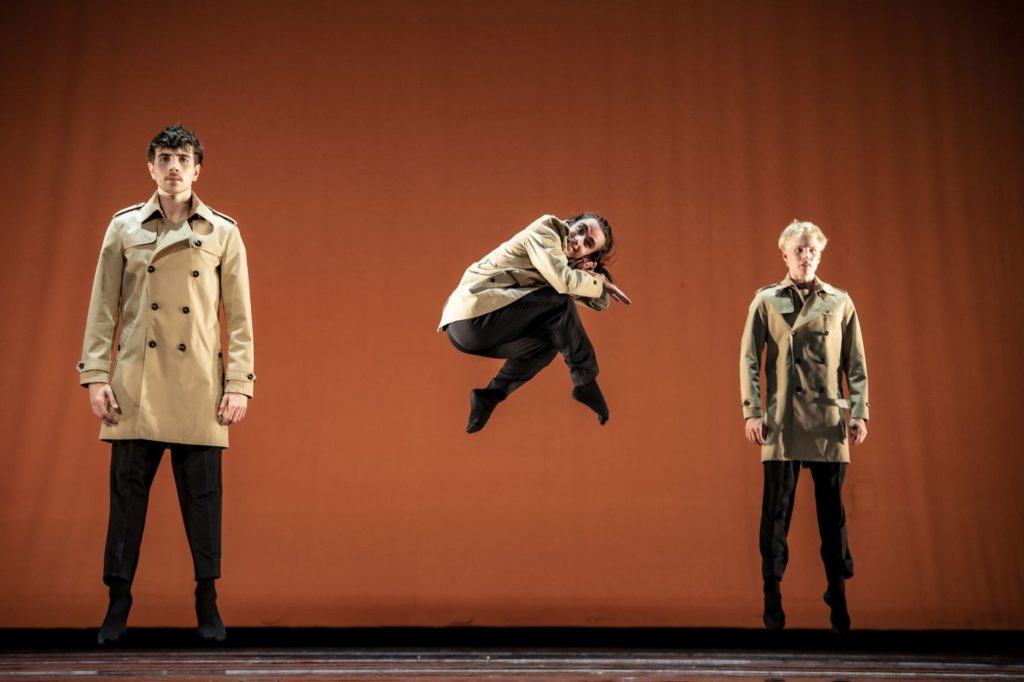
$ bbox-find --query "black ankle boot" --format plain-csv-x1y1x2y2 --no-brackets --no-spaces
98,579,132,645
195,579,226,642
763,578,785,631
571,380,608,424
824,578,851,634
467,388,505,433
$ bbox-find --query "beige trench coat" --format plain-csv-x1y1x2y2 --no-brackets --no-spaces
438,215,607,330
740,276,869,462
78,193,255,448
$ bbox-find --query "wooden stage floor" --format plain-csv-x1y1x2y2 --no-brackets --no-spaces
2,629,1021,681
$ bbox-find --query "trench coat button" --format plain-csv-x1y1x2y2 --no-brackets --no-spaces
795,386,803,394
194,240,202,247
151,303,159,310
823,330,829,336
148,340,156,348
795,358,803,365
218,352,223,358
77,362,85,369
182,306,190,314
192,270,200,277
743,399,750,406
147,265,155,273
489,277,496,282
178,343,187,352
247,373,254,380
791,330,796,336
817,386,825,393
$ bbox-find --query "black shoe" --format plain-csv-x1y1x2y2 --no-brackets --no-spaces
763,579,785,631
824,582,851,634
196,579,226,642
571,380,608,424
97,579,132,645
467,388,505,433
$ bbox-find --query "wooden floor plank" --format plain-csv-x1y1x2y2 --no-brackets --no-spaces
2,648,1022,681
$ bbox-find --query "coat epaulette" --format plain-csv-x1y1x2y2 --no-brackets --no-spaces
112,203,144,217
209,208,237,225
756,283,776,294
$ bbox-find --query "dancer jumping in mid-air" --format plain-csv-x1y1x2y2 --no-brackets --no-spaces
438,213,630,433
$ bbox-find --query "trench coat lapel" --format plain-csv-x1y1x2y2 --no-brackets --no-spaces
792,278,834,330
139,192,197,259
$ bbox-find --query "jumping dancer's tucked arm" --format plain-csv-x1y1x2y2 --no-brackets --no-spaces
523,216,604,299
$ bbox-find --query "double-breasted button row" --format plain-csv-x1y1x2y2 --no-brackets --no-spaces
148,340,189,351
150,302,191,314
147,263,201,278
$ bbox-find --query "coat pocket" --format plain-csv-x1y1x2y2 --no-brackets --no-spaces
467,270,517,293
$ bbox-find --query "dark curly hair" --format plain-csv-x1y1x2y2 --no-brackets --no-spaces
564,213,615,282
147,123,204,165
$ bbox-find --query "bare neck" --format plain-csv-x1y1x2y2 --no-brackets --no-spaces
157,191,192,224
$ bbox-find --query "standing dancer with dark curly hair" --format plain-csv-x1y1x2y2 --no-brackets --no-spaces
439,214,630,433
78,124,255,644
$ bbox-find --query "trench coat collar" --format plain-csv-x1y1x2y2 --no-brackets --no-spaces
138,192,217,225
776,275,838,329
188,194,220,226
138,192,208,258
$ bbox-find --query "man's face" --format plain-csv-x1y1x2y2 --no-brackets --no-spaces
148,146,200,196
781,233,824,283
564,218,607,261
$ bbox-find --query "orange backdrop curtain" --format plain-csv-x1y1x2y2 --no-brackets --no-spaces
0,0,1021,628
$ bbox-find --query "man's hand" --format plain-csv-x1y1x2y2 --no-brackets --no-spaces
849,418,868,445
745,417,767,445
604,281,632,305
88,383,120,426
218,392,248,426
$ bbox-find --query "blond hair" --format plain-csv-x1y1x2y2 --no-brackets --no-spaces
778,219,828,251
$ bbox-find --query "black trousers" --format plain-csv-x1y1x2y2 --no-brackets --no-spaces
446,287,598,394
760,460,854,583
104,439,222,584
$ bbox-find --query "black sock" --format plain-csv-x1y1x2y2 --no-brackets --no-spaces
571,380,608,424
98,578,132,645
196,578,226,641
467,388,506,433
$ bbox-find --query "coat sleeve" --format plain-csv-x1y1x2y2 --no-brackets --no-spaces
523,217,605,301
220,226,256,397
78,220,124,386
580,289,610,312
841,299,869,420
739,294,767,419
